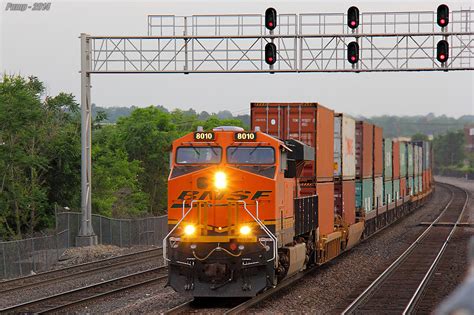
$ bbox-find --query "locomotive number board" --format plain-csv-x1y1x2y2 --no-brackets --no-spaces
234,132,257,141
194,132,216,141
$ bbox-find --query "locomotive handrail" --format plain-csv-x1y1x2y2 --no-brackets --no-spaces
163,199,278,265
162,200,199,264
237,200,278,264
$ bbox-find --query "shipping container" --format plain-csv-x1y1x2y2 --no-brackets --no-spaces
418,146,423,176
356,178,373,213
393,179,400,200
374,176,383,208
407,144,414,176
400,177,407,198
251,103,334,182
373,126,383,177
383,180,393,204
408,176,414,196
383,139,393,179
355,121,373,179
392,140,400,179
334,180,356,225
399,142,407,178
315,182,335,235
414,176,419,194
423,142,431,170
414,144,419,176
334,114,356,180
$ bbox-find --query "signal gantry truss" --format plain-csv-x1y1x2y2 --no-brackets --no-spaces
87,10,474,74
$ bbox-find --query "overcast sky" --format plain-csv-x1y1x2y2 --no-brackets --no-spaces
1,0,473,117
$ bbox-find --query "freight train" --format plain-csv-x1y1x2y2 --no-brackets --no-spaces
163,103,433,297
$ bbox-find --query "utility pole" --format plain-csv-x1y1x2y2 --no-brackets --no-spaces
76,33,97,246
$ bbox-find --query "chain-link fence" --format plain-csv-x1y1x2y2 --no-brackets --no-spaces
0,212,168,280
57,212,168,248
0,230,69,280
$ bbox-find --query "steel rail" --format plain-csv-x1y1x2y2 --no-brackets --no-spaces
0,266,168,313
0,247,162,294
341,183,463,314
403,186,470,314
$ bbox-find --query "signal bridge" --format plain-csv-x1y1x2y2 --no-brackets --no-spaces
76,6,474,245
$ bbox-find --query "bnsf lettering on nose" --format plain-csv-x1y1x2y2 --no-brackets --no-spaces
177,190,272,200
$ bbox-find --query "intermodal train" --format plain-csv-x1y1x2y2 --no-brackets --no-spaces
163,103,433,298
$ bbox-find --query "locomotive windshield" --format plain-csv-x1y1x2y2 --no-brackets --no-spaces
227,146,275,164
176,146,222,164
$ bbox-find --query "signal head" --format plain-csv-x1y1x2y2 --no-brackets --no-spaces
265,7,277,30
347,41,360,64
265,42,277,65
437,4,449,27
436,40,449,63
347,6,360,29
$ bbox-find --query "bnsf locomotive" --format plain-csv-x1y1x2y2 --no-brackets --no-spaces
164,103,433,298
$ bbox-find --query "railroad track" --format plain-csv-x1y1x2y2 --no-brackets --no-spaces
342,183,469,314
0,247,162,295
0,266,168,313
165,266,320,315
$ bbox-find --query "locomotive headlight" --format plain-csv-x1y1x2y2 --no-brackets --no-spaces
214,171,227,189
184,224,196,236
240,225,251,235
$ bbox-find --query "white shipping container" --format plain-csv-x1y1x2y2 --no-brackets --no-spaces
334,114,356,179
374,176,384,208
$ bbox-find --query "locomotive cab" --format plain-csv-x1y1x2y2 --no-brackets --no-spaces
164,126,310,297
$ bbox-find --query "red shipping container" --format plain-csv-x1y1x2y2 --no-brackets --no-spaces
392,140,400,179
334,180,356,225
251,103,334,182
400,177,407,198
373,126,383,177
315,182,335,235
355,121,373,179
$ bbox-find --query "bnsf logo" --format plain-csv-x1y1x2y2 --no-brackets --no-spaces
171,190,272,208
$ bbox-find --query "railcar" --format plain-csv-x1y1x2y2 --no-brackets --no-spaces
163,112,433,298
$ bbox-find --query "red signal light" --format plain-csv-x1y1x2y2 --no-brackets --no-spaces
267,57,273,63
439,54,445,61
268,21,273,27
350,21,356,27
440,18,446,25
350,56,356,62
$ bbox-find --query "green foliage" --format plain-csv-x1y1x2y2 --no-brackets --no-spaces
367,113,474,138
411,133,429,141
433,130,466,168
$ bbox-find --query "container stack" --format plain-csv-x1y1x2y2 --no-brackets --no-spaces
399,142,407,198
373,126,384,210
383,138,393,205
355,121,374,215
250,103,335,235
392,140,401,201
333,114,356,224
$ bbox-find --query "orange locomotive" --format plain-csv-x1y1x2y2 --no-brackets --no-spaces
164,126,364,297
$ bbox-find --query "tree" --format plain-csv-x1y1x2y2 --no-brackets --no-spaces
433,130,466,168
411,133,429,141
117,107,177,214
0,75,51,238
